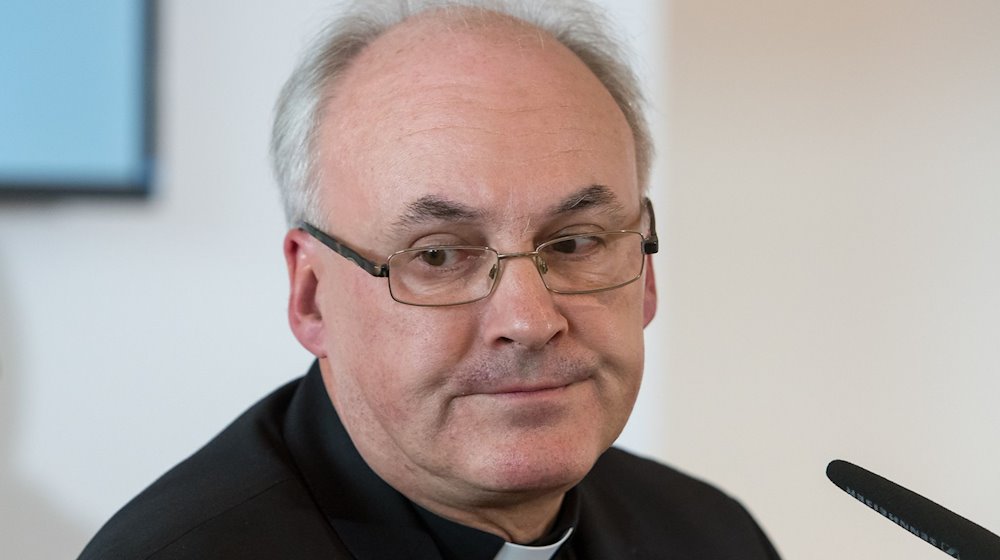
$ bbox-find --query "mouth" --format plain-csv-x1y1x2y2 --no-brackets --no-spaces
484,380,573,395
473,377,591,400
454,359,598,402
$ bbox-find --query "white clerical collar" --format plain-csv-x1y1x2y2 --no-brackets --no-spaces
492,528,574,560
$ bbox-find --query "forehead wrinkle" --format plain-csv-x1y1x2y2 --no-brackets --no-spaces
394,123,500,142
391,123,603,146
380,89,585,132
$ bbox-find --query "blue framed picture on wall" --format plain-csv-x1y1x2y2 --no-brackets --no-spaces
0,0,155,196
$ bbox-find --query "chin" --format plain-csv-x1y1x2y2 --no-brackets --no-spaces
469,440,602,495
445,389,627,496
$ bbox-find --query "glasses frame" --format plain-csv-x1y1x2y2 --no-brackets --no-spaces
299,197,659,307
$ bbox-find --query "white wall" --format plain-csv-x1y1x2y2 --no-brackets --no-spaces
663,1,1000,559
0,1,665,558
1,1,997,559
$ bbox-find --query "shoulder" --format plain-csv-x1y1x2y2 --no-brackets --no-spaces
582,447,749,522
78,377,340,560
576,447,781,559
587,447,738,509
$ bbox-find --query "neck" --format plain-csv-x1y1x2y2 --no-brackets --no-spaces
415,490,567,543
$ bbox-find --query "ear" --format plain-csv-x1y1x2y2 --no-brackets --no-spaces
284,228,328,358
642,254,658,327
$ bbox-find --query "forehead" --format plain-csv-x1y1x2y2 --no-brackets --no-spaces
316,10,638,231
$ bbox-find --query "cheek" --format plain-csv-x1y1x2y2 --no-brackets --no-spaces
570,283,647,351
569,286,647,398
385,303,482,363
321,276,480,415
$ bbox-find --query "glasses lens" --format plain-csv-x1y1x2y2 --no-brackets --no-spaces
538,232,645,293
388,247,498,306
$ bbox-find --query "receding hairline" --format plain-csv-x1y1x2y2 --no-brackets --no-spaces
311,6,639,211
271,0,654,227
320,6,599,111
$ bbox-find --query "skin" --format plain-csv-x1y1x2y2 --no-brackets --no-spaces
284,11,657,544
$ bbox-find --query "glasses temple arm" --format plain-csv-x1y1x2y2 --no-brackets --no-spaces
642,197,659,255
298,222,389,277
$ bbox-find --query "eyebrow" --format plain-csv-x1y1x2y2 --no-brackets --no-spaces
547,184,626,217
391,195,483,231
390,184,627,233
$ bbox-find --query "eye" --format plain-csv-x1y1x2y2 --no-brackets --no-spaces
419,248,449,267
550,235,600,254
399,247,494,281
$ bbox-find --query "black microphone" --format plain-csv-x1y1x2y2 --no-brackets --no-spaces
826,459,1000,559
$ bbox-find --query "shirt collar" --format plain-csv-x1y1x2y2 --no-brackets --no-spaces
414,487,579,560
493,530,574,560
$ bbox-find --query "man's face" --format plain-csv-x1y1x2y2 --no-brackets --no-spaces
288,15,656,514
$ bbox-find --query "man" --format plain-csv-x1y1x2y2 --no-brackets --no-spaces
80,1,780,558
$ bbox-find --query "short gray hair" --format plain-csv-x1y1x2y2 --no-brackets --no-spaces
270,0,653,227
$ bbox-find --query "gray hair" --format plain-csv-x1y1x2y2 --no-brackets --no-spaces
270,0,653,227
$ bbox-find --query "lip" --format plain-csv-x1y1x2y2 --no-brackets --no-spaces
476,378,586,397
455,361,596,399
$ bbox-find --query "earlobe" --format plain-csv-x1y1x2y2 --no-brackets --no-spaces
642,255,657,327
284,229,328,358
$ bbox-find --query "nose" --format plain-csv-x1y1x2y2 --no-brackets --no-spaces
480,254,568,350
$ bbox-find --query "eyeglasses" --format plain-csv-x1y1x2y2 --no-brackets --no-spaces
300,198,658,307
